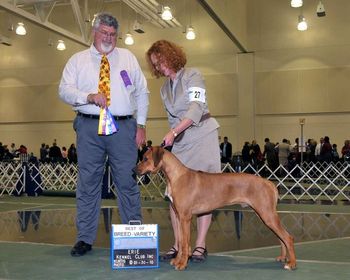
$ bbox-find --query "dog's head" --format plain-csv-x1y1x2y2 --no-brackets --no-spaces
136,146,165,175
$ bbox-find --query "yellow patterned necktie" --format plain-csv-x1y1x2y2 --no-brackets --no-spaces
98,54,118,135
99,54,110,105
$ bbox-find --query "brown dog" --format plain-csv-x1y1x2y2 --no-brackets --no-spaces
136,146,296,271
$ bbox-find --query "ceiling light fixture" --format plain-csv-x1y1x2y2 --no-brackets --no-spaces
185,26,196,40
15,22,26,35
124,33,134,45
0,35,12,46
56,40,66,50
291,0,303,8
161,6,173,20
316,1,326,17
133,20,145,34
118,30,123,40
184,0,195,41
297,15,308,31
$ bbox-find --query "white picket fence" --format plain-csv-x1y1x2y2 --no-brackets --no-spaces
1,160,349,203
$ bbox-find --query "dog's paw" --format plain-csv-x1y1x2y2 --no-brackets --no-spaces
284,261,297,270
170,256,181,267
171,257,189,270
175,262,187,271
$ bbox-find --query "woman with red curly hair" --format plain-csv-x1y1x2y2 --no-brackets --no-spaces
146,40,221,263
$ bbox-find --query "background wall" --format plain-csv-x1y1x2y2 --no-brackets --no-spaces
248,0,350,152
1,0,349,156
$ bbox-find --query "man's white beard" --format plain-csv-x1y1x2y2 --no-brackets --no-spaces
101,43,113,53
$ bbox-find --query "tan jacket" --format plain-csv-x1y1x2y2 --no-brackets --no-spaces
160,68,219,144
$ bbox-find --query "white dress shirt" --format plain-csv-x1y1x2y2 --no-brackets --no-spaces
59,45,149,125
315,143,322,156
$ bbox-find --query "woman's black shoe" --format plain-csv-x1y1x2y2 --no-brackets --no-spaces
159,246,178,262
190,247,208,263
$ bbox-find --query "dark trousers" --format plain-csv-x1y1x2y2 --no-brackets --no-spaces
74,115,141,245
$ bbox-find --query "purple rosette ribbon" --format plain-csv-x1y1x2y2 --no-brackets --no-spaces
120,70,135,91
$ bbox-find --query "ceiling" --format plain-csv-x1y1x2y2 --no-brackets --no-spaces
1,0,350,62
0,0,243,59
1,0,184,44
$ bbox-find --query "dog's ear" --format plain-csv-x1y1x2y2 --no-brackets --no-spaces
153,146,164,167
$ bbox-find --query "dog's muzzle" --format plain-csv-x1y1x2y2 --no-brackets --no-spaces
133,166,151,176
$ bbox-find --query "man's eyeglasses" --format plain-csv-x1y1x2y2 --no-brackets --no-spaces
97,30,117,38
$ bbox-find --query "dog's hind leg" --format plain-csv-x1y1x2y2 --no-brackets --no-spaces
276,239,287,262
254,209,296,270
273,227,296,270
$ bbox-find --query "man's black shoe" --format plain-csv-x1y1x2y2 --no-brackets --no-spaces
70,241,92,257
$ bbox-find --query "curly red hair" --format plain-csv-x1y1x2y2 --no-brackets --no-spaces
146,40,187,78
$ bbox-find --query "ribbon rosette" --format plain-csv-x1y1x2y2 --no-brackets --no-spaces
120,70,135,92
98,107,119,135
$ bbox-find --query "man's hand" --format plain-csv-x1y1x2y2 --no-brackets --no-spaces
136,127,146,147
87,93,107,108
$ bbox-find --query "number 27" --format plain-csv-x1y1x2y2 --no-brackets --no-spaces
194,91,201,98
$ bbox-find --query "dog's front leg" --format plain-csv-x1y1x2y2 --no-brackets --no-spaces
171,214,191,270
170,210,182,268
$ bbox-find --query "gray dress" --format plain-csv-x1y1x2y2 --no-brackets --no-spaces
160,68,221,173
